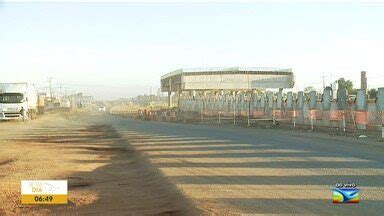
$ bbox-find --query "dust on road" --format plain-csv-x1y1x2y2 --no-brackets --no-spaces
0,113,197,215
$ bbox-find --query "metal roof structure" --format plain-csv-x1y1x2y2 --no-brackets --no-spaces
161,67,294,92
161,67,292,79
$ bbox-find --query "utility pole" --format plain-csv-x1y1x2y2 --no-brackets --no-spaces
322,74,325,89
58,83,63,98
150,86,152,103
47,77,53,98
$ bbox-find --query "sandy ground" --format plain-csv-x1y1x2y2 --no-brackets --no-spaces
0,112,198,215
1,112,384,215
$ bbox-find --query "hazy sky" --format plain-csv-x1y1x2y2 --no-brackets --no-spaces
0,2,383,99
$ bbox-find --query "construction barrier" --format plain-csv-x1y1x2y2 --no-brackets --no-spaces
177,88,384,134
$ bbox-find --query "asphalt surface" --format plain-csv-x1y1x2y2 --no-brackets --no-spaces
2,112,382,215
86,113,384,215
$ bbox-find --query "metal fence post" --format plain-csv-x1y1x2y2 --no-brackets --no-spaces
233,93,236,125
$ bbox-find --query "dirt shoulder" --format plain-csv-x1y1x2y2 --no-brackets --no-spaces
0,112,198,215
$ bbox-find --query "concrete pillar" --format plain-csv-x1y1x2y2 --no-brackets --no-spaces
251,92,258,116
297,91,304,125
322,87,332,127
239,92,245,116
177,84,181,107
168,91,172,108
267,91,274,115
330,101,339,128
309,91,317,110
168,78,172,108
277,90,283,110
297,91,304,109
377,88,384,111
356,89,367,130
337,88,348,110
259,93,265,113
322,87,332,111
309,91,317,130
377,88,384,139
337,88,348,131
287,92,293,110
237,92,242,116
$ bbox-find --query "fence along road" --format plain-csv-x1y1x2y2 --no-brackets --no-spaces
178,87,384,137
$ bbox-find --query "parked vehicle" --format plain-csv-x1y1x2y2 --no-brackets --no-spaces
0,83,38,120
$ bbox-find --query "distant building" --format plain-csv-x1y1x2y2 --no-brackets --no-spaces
161,67,295,107
67,93,93,108
161,67,294,93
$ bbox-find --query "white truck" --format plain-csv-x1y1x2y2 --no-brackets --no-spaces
0,83,38,120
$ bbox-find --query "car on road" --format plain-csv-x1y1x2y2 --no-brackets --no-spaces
98,106,106,112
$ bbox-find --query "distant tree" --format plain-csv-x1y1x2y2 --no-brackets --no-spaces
303,86,316,100
337,78,357,95
255,89,264,94
304,86,315,93
368,88,378,99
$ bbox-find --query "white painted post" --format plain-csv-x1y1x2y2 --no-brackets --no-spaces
247,96,250,126
381,111,384,139
218,95,221,124
233,93,236,125
233,104,236,125
311,111,314,131
201,99,204,124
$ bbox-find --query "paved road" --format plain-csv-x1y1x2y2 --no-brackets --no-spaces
92,113,384,215
3,113,382,215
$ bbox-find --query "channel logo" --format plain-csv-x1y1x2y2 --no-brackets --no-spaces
21,180,68,204
332,183,359,204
